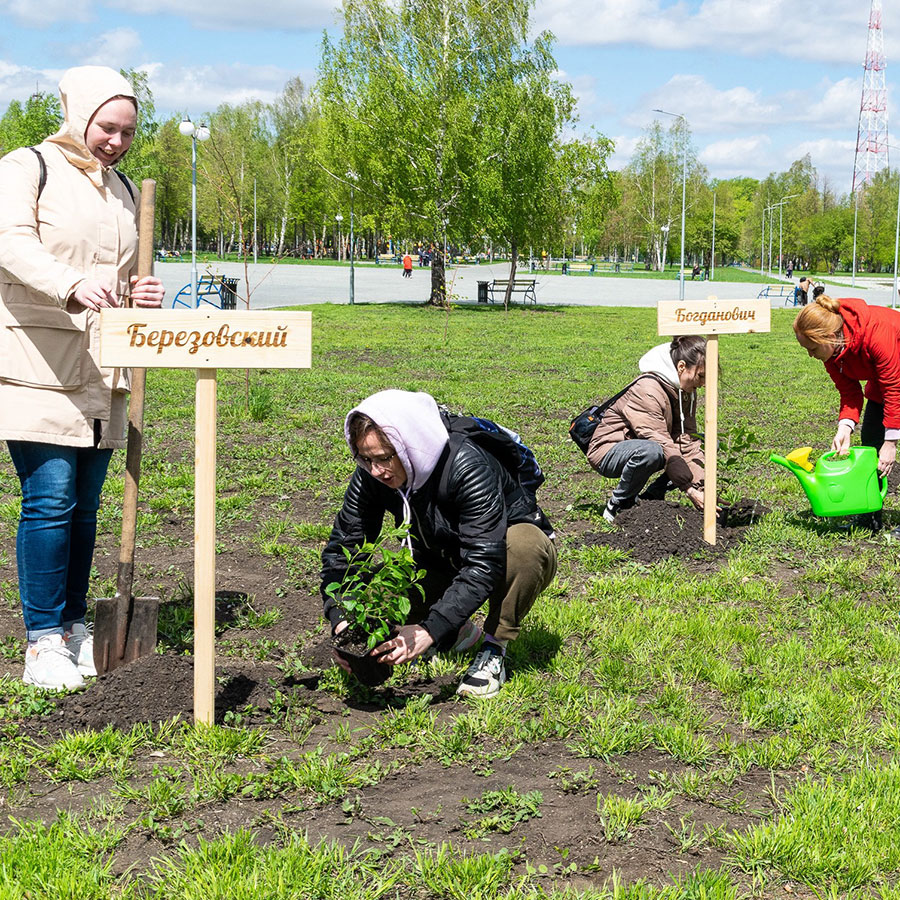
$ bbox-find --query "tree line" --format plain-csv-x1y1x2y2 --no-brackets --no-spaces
1,0,898,305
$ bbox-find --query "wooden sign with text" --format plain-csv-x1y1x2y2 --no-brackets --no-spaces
99,310,312,368
658,299,770,336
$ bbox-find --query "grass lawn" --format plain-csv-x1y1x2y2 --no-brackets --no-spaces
1,302,899,897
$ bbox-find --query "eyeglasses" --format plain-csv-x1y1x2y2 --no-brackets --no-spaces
356,451,396,472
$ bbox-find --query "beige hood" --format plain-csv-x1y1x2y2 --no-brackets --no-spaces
45,66,136,188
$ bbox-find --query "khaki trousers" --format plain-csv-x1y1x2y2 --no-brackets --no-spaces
412,523,557,646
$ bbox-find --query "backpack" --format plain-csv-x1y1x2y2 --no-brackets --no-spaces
569,375,655,455
438,409,545,498
29,146,135,203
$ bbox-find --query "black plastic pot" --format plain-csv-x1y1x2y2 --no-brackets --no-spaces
332,632,391,686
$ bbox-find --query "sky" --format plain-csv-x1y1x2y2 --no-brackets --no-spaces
0,0,894,195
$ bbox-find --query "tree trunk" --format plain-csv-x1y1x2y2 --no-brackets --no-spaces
429,245,447,306
504,238,518,309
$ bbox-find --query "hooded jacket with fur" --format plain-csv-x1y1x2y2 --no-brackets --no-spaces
321,390,553,647
0,66,140,448
586,342,705,490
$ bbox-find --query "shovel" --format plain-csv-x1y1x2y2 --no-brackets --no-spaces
93,180,160,676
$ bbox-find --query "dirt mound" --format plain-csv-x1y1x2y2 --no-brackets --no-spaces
43,654,284,735
588,497,767,563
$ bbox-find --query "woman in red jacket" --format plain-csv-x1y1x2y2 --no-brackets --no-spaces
794,294,900,530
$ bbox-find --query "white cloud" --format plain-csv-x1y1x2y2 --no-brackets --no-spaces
533,0,876,65
83,27,143,68
0,0,91,26
105,0,337,30
633,74,780,132
0,63,65,106
142,61,308,112
699,134,772,171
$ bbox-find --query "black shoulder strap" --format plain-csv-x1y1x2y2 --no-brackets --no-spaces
114,169,135,202
597,373,657,416
29,146,135,204
29,147,46,200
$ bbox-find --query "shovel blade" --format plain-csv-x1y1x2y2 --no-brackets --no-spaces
93,595,160,676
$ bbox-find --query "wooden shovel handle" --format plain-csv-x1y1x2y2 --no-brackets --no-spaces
116,180,156,601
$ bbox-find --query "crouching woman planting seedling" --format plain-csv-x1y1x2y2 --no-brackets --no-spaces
321,390,557,698
325,526,426,686
586,336,707,523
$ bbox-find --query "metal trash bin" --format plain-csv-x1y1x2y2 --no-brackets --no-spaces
477,280,489,303
220,277,238,310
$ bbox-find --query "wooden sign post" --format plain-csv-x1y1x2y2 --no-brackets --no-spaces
100,310,312,724
657,298,770,545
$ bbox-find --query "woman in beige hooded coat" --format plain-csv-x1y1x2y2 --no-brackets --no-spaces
0,66,164,690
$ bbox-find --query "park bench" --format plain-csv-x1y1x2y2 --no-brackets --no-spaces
565,262,594,275
172,274,239,310
756,284,795,302
488,278,537,305
673,267,706,281
375,253,398,264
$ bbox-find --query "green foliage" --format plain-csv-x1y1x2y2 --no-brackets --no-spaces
461,787,543,838
326,526,424,650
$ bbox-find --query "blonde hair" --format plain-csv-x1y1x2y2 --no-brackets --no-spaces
793,294,843,346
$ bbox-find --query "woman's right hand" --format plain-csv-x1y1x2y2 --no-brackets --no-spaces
831,423,853,456
685,485,704,510
72,280,118,311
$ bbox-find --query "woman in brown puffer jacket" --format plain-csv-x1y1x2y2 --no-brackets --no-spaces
587,335,706,523
0,66,164,690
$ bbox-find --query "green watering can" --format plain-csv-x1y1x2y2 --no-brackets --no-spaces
770,446,888,517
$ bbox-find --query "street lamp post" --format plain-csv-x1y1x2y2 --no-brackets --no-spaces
710,192,716,282
654,109,687,300
335,214,343,262
893,167,900,308
852,189,860,287
776,193,799,279
178,118,211,307
347,171,358,305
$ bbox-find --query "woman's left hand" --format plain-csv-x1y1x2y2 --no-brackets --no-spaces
878,440,896,478
130,275,165,308
373,624,434,665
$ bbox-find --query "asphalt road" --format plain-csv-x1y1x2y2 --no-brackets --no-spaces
155,260,898,309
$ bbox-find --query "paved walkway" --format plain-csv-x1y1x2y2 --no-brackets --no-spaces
156,261,898,309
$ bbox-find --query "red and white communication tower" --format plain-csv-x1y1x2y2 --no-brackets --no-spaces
852,0,889,194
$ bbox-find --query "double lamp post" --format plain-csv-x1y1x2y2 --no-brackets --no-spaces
179,117,211,307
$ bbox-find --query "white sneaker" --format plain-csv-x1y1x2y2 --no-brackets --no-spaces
64,622,96,677
24,633,85,691
456,645,506,698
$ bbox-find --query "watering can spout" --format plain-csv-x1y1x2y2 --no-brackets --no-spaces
769,447,816,484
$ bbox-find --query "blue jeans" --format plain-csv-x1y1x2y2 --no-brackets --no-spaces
7,441,112,641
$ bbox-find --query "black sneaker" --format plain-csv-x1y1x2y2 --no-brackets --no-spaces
602,495,638,524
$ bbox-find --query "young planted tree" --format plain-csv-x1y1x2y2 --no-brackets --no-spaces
319,0,570,306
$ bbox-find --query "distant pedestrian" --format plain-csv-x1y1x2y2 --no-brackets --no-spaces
402,253,413,278
786,260,794,279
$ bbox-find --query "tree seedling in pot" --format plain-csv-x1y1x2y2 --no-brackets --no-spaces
326,526,426,685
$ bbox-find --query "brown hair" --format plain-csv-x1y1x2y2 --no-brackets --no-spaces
793,294,843,346
347,412,392,454
669,335,706,369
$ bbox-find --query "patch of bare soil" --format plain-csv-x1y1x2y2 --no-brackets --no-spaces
583,498,768,564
